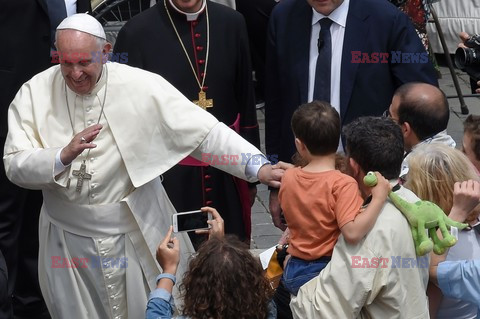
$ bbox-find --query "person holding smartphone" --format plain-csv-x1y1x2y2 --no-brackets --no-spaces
147,207,277,319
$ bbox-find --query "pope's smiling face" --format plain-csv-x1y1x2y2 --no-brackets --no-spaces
56,30,111,95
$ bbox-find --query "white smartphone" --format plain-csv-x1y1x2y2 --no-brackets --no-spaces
172,210,213,233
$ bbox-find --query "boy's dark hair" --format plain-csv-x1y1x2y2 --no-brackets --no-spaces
343,116,404,180
395,82,449,141
291,101,340,155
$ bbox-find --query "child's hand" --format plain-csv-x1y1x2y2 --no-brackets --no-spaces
278,227,290,246
450,180,480,222
370,171,390,200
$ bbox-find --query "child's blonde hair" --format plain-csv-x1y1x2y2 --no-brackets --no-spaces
405,143,479,214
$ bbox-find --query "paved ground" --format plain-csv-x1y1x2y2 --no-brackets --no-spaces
249,58,480,250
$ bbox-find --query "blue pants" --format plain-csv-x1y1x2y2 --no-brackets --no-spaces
282,256,331,296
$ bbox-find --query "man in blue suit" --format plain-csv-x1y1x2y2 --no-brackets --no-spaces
266,2,437,316
265,0,438,231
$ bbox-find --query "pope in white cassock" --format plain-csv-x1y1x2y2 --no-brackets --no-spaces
3,14,283,319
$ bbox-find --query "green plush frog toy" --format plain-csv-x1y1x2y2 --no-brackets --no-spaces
363,172,468,256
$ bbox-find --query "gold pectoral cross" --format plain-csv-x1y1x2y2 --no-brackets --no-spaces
193,90,213,110
71,161,92,193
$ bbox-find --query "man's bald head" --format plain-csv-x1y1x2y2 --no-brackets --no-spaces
391,82,449,141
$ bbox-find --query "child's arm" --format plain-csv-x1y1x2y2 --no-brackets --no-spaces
340,172,390,244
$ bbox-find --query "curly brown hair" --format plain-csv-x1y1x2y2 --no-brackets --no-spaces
180,235,272,319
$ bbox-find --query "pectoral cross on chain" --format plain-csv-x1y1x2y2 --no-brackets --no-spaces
71,160,92,193
193,90,213,110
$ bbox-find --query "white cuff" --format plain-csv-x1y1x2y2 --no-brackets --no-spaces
54,148,70,176
245,155,270,181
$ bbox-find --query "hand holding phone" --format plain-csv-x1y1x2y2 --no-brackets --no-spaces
172,209,213,233
195,207,224,239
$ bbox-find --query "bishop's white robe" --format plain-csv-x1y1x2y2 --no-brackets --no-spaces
3,62,262,319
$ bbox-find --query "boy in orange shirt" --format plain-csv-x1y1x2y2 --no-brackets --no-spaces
279,101,390,295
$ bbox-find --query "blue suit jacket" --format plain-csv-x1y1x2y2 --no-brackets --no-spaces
265,0,438,162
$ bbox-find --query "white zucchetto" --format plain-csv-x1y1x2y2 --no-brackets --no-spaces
57,13,106,40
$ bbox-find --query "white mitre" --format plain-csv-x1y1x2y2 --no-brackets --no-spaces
57,13,106,40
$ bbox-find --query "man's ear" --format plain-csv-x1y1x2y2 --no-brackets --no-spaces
401,121,421,149
348,157,365,179
348,157,359,176
102,42,112,63
401,121,411,137
103,42,112,54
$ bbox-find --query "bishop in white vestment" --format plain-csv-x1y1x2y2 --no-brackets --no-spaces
3,14,281,319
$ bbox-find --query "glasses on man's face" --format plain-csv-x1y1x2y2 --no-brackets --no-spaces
382,108,400,124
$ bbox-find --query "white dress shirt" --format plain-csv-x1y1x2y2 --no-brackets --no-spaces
65,0,78,16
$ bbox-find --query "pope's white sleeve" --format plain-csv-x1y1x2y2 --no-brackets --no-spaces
4,147,65,190
190,122,269,182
